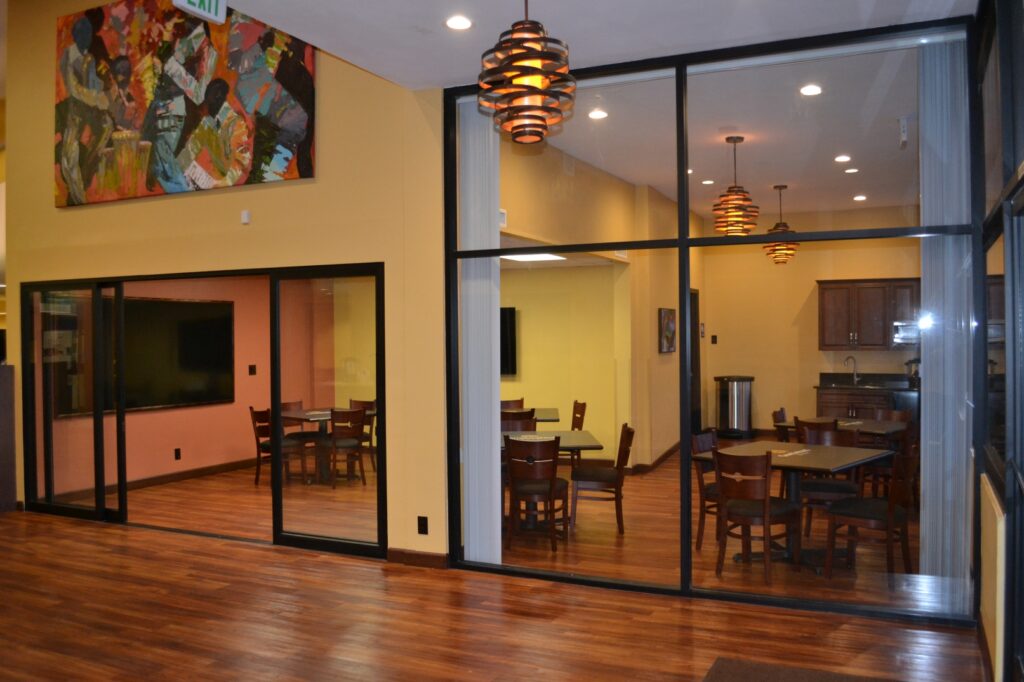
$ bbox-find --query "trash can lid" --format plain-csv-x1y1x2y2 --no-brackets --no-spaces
713,375,755,382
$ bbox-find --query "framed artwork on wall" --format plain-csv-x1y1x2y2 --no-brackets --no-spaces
658,307,676,353
55,0,316,207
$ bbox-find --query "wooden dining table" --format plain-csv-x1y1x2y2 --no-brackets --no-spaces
773,417,907,440
693,440,892,568
280,406,377,483
501,407,560,423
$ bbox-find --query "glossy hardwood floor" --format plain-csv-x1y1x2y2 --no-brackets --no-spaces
0,513,982,680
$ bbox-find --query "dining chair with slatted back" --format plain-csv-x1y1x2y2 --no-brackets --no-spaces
690,428,719,550
500,398,525,409
326,408,366,487
570,424,635,534
250,406,307,486
794,417,839,444
713,449,802,585
504,435,565,551
501,408,535,421
799,428,861,537
560,401,588,467
771,407,789,442
350,399,377,471
500,417,537,433
280,399,321,445
862,408,914,498
825,440,917,578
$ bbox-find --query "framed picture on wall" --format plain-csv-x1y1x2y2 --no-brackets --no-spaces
658,308,676,353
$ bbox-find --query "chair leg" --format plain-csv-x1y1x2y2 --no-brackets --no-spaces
791,519,802,573
762,522,772,585
547,500,556,552
255,453,261,486
900,522,912,574
331,451,339,489
561,491,569,540
741,526,751,563
715,517,727,578
696,500,706,551
570,481,579,530
847,527,858,569
614,484,624,535
504,496,514,549
825,517,837,579
804,506,813,537
357,450,366,485
885,526,895,574
299,448,308,484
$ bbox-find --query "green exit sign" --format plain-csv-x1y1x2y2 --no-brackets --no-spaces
172,0,227,25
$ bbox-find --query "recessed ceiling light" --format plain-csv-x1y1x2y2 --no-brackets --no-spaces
834,154,851,163
800,84,822,96
588,108,608,120
919,38,930,44
845,168,859,174
853,195,867,201
500,253,567,262
701,180,714,185
445,15,472,30
687,169,693,174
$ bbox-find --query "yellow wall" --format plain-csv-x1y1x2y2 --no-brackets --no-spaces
332,276,377,406
7,1,446,554
980,474,1006,682
700,238,920,429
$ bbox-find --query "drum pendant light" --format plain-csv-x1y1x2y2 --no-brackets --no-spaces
478,0,576,144
763,184,799,265
712,136,759,236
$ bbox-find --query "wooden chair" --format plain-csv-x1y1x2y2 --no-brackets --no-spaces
799,428,861,537
570,424,635,534
690,428,719,550
500,408,535,421
713,449,802,585
350,399,377,471
794,417,839,444
500,398,525,409
860,408,914,499
249,407,307,486
281,400,321,445
500,417,537,432
505,435,566,551
325,408,367,487
771,407,789,442
559,400,587,467
825,441,917,578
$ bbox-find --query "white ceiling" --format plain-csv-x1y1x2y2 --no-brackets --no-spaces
229,0,974,90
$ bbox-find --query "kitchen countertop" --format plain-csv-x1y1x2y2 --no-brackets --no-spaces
816,373,918,392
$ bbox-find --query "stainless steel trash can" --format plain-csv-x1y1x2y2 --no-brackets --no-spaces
715,375,754,439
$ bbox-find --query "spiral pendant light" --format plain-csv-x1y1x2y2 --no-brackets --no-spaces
712,136,759,236
763,184,799,265
478,0,576,144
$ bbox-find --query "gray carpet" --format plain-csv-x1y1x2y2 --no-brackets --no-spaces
702,658,899,682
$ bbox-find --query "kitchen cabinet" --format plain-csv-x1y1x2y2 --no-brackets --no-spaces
818,278,920,350
816,388,893,419
818,280,891,350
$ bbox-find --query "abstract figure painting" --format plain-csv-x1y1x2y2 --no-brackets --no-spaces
55,1,315,206
658,308,676,354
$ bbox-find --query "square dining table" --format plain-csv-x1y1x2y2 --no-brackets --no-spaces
501,407,560,423
773,417,907,441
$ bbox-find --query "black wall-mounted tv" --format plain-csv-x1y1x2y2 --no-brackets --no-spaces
500,307,517,376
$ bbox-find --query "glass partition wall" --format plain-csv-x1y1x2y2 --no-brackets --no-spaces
447,25,979,620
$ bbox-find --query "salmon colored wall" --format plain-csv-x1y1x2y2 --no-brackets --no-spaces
8,1,445,554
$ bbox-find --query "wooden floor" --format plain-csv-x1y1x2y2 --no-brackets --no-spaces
0,513,982,681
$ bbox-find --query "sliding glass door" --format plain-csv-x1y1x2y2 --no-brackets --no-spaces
271,265,386,555
23,284,125,520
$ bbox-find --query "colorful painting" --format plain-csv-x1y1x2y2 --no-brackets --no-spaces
658,307,676,354
55,1,315,207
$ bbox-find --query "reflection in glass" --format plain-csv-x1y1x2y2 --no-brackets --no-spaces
986,235,1006,458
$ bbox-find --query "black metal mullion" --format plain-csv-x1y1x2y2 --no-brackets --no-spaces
20,288,39,505
676,64,693,596
374,265,388,552
269,276,283,545
91,285,106,518
114,283,127,521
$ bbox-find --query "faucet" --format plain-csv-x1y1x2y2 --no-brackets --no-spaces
844,355,859,385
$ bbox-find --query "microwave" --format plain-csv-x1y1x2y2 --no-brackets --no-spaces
892,320,919,346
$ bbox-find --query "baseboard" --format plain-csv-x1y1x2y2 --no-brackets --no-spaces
978,618,995,682
631,441,680,475
15,501,24,512
53,457,254,502
387,548,449,569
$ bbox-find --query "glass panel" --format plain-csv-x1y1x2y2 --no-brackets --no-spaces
687,47,922,234
982,32,1004,213
458,71,678,250
688,237,973,616
36,290,97,510
279,276,380,544
459,247,680,588
987,235,1006,459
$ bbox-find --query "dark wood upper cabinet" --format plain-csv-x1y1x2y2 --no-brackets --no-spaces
818,278,918,350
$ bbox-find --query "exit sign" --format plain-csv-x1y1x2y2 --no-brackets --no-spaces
172,0,227,25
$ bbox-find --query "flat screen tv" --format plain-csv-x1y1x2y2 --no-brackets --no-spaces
51,298,234,416
500,307,517,376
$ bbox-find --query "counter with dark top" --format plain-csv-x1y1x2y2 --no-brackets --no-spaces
815,373,918,422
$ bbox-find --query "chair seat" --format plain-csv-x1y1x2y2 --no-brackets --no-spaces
325,437,361,450
801,478,858,496
829,497,907,525
704,482,719,499
571,465,618,484
285,431,322,444
725,498,801,518
514,477,569,497
260,439,306,454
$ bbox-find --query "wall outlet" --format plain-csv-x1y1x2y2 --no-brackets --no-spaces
248,364,257,376
711,335,718,345
417,516,428,535
174,448,181,461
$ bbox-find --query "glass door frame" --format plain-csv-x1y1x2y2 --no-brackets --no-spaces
21,280,127,522
269,262,388,557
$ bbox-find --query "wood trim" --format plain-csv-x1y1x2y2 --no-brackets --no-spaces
15,501,25,512
631,442,680,475
53,458,254,502
387,548,449,569
979,618,995,682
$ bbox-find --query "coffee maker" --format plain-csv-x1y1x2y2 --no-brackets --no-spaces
905,357,920,388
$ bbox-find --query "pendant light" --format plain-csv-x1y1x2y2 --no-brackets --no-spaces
763,184,799,265
478,0,576,144
712,136,759,236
